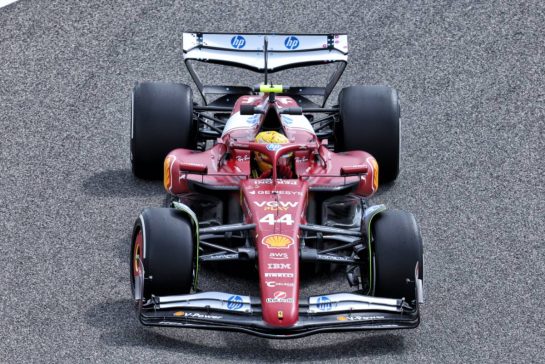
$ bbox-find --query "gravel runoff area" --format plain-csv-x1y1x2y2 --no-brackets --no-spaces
0,1,543,363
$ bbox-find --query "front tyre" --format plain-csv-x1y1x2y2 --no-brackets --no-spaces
130,208,195,301
372,209,423,303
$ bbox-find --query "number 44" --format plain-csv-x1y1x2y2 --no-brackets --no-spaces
259,213,294,225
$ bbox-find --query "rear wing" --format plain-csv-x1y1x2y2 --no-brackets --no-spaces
182,33,348,107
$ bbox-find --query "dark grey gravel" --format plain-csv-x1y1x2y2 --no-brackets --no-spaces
1,0,544,362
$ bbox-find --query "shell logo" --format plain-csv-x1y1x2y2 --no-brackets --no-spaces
262,234,294,249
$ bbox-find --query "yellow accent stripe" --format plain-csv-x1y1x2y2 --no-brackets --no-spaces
259,84,283,93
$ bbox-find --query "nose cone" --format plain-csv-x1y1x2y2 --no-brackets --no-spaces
260,235,299,327
240,179,308,327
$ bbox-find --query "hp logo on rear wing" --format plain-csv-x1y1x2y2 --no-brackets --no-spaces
284,36,299,50
231,35,246,49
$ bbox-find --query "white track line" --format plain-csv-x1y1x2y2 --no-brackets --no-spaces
0,0,19,9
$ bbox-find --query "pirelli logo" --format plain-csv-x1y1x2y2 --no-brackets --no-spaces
264,273,294,278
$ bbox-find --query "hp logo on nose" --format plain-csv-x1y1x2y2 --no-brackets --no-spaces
231,35,246,49
284,36,299,50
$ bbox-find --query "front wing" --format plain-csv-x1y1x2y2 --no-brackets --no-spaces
137,291,421,339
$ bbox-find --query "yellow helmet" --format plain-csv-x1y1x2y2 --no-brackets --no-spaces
254,131,291,174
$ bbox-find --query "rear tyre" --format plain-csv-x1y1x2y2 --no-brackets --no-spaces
131,82,196,179
130,208,195,300
372,209,423,303
336,86,400,184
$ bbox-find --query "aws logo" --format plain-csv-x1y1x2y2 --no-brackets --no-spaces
269,252,288,260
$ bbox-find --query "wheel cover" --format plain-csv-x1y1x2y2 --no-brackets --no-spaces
132,230,145,301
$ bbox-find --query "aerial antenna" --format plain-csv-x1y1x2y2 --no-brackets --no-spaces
263,36,269,85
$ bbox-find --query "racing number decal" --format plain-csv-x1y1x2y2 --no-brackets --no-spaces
259,214,294,226
277,214,294,225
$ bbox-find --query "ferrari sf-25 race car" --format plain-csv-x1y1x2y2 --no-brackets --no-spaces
129,33,424,338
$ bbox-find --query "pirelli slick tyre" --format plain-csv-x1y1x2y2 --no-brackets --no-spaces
131,82,196,179
336,85,400,184
372,209,423,303
131,208,195,300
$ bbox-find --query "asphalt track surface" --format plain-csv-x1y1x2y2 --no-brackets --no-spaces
1,1,544,362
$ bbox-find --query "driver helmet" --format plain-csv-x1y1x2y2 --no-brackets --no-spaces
254,131,293,176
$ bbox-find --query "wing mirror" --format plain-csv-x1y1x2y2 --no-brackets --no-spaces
179,162,208,174
340,165,368,176
240,104,265,115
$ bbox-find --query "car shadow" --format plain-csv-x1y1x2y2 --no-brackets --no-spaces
86,299,405,361
82,169,163,197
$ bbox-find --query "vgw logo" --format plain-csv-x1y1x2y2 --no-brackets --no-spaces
284,36,299,50
231,35,246,49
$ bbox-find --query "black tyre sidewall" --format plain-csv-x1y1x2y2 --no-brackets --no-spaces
131,208,195,298
337,85,400,184
372,209,423,302
131,82,195,179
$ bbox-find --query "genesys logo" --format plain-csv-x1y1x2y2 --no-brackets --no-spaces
231,35,246,49
284,36,300,50
265,281,295,288
255,190,303,196
267,263,292,270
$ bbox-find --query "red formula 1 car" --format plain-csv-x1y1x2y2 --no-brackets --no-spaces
129,33,423,338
